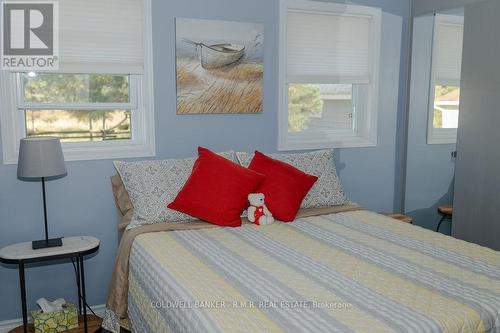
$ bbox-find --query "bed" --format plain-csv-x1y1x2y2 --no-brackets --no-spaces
102,150,500,333
103,207,500,333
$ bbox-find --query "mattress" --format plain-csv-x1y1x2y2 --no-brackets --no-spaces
127,211,500,333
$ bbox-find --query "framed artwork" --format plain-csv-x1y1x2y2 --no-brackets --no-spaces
175,18,264,114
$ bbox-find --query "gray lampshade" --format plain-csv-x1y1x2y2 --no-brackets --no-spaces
17,137,67,179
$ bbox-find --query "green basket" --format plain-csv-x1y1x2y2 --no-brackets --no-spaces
31,303,78,333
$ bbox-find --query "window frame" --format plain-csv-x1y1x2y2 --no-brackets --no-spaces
16,73,139,111
427,85,460,145
278,0,381,151
0,0,155,164
427,15,463,145
17,72,140,147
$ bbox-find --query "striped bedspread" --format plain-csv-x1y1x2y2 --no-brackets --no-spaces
128,211,500,333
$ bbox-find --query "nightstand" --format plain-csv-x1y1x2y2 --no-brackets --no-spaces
0,236,100,333
381,213,413,224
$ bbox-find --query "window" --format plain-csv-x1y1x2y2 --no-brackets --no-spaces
428,15,464,144
21,73,134,142
433,85,460,129
288,84,355,133
0,0,155,163
279,0,381,150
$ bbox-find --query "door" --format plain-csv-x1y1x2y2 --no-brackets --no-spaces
452,0,500,250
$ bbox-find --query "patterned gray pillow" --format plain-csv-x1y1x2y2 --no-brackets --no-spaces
236,149,350,208
114,151,237,228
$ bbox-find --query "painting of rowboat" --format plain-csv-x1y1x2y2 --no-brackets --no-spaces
175,18,264,114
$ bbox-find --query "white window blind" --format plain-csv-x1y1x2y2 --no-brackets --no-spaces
286,8,378,84
279,1,381,150
59,0,144,74
433,15,464,86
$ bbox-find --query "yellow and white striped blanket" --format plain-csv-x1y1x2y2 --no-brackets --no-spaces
127,211,500,333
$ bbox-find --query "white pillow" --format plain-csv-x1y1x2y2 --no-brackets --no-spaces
236,149,350,208
114,151,237,228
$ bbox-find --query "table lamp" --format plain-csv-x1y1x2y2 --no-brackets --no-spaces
17,137,67,250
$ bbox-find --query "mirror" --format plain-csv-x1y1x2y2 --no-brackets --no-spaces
404,7,464,234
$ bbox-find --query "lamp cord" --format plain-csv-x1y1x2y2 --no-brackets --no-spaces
70,258,97,317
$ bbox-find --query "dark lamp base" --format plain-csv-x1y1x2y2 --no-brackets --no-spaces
32,237,63,250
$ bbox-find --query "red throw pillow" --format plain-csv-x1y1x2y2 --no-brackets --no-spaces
168,147,265,227
248,151,318,222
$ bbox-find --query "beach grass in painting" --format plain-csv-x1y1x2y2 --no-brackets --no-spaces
176,18,264,114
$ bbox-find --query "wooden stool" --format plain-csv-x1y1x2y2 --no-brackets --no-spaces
437,204,453,232
381,213,413,224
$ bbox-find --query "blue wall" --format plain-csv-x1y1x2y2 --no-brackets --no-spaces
0,0,410,321
405,14,456,233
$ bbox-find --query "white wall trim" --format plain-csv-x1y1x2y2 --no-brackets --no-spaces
0,0,156,164
426,14,463,145
0,71,22,164
0,304,106,333
277,0,381,150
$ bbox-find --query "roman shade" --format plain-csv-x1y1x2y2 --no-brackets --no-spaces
433,15,464,86
58,0,144,74
286,6,381,84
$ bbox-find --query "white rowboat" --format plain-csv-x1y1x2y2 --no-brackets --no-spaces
183,40,245,69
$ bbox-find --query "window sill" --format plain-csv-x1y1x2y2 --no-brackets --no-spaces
278,132,377,151
2,142,156,164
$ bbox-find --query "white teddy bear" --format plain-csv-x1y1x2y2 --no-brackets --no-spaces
247,193,274,225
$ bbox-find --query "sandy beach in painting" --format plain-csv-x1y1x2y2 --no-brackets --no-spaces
177,57,262,114
176,18,263,114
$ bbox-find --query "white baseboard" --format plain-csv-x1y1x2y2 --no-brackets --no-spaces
0,304,106,333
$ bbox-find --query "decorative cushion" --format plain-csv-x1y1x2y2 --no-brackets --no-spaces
114,151,237,229
237,149,350,208
248,151,318,221
168,147,265,227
